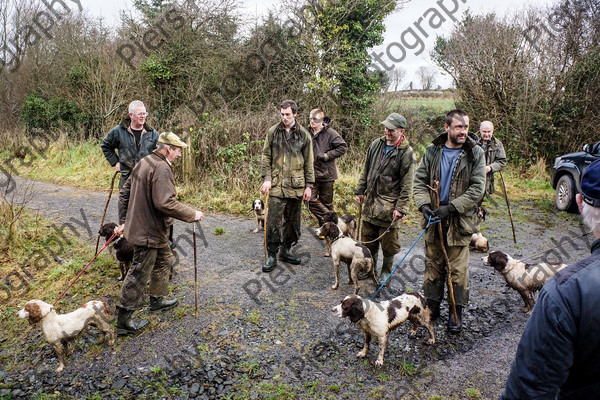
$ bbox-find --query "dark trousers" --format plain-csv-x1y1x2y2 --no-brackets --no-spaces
308,181,334,226
360,219,400,258
266,196,302,252
118,245,174,310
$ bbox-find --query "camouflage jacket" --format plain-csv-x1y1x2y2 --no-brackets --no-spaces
414,133,486,246
354,136,416,227
261,122,315,198
477,136,507,195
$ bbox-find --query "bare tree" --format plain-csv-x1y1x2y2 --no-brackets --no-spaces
416,66,436,90
387,66,406,92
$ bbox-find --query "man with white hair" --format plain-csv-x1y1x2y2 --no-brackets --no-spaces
101,100,158,189
477,121,506,197
502,159,600,399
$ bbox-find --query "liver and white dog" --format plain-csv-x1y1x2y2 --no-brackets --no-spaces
319,211,358,257
251,199,265,233
483,251,568,313
316,222,378,294
332,294,435,365
98,222,133,281
18,299,115,372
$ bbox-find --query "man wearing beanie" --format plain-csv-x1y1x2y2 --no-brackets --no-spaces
502,159,600,399
114,132,204,335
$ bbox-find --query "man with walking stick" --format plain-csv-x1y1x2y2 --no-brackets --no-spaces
114,132,204,335
260,100,314,273
414,109,486,333
354,113,416,283
477,121,506,198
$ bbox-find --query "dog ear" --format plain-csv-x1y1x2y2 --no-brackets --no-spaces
25,302,43,325
343,297,365,323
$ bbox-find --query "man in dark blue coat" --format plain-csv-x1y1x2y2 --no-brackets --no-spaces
501,159,600,399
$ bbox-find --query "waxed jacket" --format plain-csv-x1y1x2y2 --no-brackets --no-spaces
101,117,158,188
261,122,315,198
414,133,486,246
477,136,507,195
310,122,348,182
354,136,416,227
118,150,196,248
502,238,600,400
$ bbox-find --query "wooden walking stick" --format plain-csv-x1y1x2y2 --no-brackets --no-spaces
357,201,363,240
193,222,198,318
498,171,517,244
427,181,458,323
264,190,270,263
95,170,120,255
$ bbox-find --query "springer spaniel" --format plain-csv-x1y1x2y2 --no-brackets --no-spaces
483,251,568,313
98,222,133,281
316,222,378,294
18,299,115,372
332,294,435,365
251,199,265,233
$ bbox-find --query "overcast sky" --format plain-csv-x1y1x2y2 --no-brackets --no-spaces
79,0,558,88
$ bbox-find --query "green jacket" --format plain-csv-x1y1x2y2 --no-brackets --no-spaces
355,136,416,227
414,133,486,246
261,122,315,198
477,136,507,195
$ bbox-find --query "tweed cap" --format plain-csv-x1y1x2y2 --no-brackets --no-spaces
158,132,188,148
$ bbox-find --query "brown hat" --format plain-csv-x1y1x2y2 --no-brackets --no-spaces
158,132,188,148
381,113,407,129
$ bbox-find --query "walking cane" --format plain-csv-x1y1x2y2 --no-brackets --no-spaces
193,222,198,318
95,170,120,255
427,181,458,323
357,201,363,240
498,171,517,244
264,190,270,263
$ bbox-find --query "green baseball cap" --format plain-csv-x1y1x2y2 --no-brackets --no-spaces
381,113,407,129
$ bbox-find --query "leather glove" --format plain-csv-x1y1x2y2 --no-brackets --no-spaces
434,203,456,220
420,205,435,219
317,153,329,162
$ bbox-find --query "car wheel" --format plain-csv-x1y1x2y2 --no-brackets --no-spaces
555,174,577,212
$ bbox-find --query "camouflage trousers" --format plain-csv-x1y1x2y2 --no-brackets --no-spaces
118,245,175,310
360,219,400,258
266,196,302,251
423,223,470,307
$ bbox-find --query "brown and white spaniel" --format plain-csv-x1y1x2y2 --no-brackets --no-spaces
18,299,115,372
332,294,435,365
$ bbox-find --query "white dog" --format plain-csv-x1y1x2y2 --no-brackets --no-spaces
18,299,115,372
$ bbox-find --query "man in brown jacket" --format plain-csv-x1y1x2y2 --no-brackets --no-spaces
114,132,204,335
355,113,416,283
307,109,348,226
260,100,315,273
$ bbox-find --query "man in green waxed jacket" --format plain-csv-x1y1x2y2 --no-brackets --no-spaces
101,100,158,189
477,121,507,197
414,109,486,333
260,100,315,273
355,113,416,283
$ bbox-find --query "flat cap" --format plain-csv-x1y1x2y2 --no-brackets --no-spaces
158,132,188,149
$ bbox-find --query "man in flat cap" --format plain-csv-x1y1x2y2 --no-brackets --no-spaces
355,112,416,283
114,132,204,335
502,159,600,399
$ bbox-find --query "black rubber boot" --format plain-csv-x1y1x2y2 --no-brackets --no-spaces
379,255,394,285
279,244,301,265
262,252,278,272
116,306,149,336
426,299,441,320
447,305,463,333
150,296,179,312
